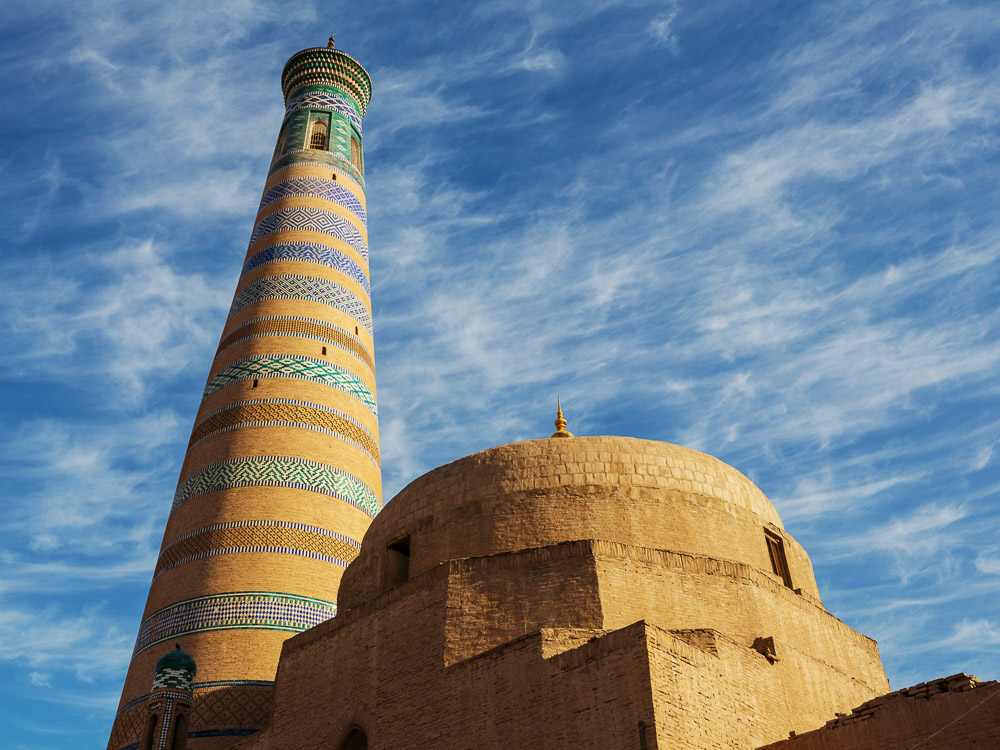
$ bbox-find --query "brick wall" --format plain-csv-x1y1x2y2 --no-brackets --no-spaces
759,674,1000,749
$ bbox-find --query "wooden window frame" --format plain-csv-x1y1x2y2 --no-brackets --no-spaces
764,529,793,588
308,114,330,151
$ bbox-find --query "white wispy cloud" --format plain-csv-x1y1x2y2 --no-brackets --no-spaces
0,239,230,405
0,604,134,683
2,0,1000,744
648,3,681,54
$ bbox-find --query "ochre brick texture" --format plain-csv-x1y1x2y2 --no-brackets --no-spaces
339,437,820,609
262,165,369,205
759,674,1000,749
223,437,898,750
214,318,375,376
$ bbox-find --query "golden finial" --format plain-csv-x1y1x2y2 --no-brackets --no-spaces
327,32,336,49
550,398,574,438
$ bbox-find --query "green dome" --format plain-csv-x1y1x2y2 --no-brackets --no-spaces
151,644,196,691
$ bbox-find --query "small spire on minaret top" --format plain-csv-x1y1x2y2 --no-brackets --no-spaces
550,398,574,438
327,32,336,49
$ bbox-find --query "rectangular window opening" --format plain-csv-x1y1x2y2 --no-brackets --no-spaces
322,346,327,355
252,378,259,388
308,112,330,151
385,536,411,590
350,136,362,172
764,530,792,588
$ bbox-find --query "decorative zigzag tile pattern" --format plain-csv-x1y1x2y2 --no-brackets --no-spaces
249,206,368,260
284,90,363,129
258,177,367,224
216,315,375,374
188,398,380,465
131,592,336,658
171,458,380,517
203,354,377,416
228,274,372,334
109,679,276,750
153,520,362,580
241,242,370,295
269,151,364,188
187,682,273,742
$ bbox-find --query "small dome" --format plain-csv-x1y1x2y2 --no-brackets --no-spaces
151,643,196,692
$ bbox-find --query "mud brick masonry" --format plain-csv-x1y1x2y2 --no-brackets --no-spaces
108,37,1000,750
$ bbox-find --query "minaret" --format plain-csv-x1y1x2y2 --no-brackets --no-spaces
108,37,377,750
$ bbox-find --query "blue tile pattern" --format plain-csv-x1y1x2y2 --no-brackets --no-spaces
188,398,379,466
131,592,337,658
153,543,351,581
215,315,374,375
269,151,365,189
154,696,177,750
241,243,370,296
249,206,368,261
284,90,363,130
228,274,372,335
171,458,380,516
203,354,377,416
258,177,367,224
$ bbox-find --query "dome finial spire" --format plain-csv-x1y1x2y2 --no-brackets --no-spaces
327,31,336,49
551,398,574,438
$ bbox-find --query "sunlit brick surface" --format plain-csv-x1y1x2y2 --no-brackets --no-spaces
108,43,376,750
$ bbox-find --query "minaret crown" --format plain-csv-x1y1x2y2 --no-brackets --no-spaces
281,44,372,114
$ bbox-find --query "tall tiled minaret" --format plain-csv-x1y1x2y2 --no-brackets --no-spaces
109,36,377,750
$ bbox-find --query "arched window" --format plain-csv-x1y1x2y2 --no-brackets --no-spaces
339,728,367,750
171,711,189,750
140,713,159,750
309,119,329,150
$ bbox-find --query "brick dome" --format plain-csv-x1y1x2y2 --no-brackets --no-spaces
338,436,818,609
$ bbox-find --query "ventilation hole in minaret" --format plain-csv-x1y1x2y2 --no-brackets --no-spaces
355,326,359,335
322,346,328,355
252,379,259,388
331,172,337,181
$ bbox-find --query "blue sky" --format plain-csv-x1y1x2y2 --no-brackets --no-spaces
2,0,999,746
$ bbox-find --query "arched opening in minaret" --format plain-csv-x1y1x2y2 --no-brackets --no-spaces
309,118,329,150
339,728,368,750
170,711,189,750
140,712,159,750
